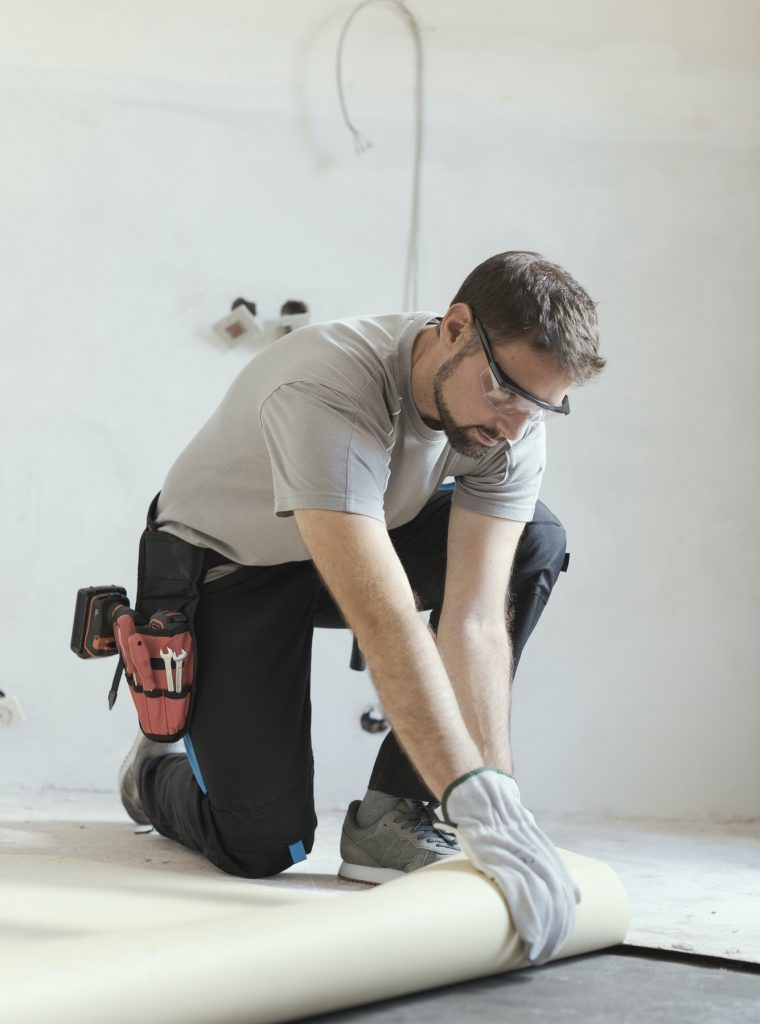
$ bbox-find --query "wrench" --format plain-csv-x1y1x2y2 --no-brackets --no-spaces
159,647,175,692
172,649,188,693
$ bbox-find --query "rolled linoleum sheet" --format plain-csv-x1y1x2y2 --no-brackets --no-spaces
3,848,629,1024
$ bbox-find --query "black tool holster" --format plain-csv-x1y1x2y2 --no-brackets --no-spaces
109,493,214,742
136,494,207,622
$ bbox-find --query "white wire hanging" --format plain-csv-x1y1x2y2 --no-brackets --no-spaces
336,0,424,310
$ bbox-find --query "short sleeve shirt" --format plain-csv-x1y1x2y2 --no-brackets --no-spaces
156,312,546,566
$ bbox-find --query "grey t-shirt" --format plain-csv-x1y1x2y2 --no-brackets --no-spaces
156,311,546,569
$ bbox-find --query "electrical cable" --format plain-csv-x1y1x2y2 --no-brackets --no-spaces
336,1,424,309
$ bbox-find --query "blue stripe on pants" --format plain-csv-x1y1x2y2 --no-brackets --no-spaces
183,733,208,795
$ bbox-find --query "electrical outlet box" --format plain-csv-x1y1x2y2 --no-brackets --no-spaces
0,694,25,728
265,313,310,340
213,306,262,347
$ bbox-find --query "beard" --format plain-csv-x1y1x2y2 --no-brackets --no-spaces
421,349,504,458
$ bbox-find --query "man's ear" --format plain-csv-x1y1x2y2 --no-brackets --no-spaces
441,302,473,348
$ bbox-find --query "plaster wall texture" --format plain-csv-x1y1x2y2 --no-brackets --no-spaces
1,0,757,816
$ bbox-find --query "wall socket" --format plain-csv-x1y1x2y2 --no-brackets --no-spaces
0,692,25,728
212,306,262,347
264,312,310,340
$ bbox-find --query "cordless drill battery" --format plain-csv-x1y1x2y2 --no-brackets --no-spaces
70,586,129,658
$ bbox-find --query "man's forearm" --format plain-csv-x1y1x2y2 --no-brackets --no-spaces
435,613,514,772
356,608,485,800
292,508,488,799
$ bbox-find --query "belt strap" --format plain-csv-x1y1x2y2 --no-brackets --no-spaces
146,492,232,571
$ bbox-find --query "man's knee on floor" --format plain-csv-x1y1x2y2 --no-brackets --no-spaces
209,830,316,880
205,800,317,880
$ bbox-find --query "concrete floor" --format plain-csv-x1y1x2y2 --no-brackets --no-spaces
309,951,760,1024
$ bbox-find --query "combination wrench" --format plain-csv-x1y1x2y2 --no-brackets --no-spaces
172,649,188,693
159,647,175,692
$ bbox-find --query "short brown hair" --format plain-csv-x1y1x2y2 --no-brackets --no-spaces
451,251,605,383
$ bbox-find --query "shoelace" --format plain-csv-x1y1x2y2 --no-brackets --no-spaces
393,800,459,849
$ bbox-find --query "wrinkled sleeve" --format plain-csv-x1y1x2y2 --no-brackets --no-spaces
452,421,546,522
259,381,391,522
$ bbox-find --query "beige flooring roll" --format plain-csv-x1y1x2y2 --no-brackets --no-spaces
2,848,629,1024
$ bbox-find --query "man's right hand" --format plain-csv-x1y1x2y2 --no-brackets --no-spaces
442,767,581,965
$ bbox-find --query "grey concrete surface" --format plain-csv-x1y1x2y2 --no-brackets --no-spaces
307,950,760,1024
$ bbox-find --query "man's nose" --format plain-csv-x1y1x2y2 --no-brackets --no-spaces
496,411,531,441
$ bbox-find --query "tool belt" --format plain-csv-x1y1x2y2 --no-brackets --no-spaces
109,493,227,743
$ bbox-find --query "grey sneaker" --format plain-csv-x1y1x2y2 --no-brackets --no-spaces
118,732,174,825
338,797,460,884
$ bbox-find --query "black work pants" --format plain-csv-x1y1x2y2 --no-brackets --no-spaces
141,491,568,879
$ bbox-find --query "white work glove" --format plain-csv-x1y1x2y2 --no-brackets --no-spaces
442,767,581,965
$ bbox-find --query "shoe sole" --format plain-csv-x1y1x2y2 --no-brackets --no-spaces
338,860,404,885
118,733,152,826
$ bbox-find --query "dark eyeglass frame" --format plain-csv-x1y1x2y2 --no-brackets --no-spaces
471,309,571,416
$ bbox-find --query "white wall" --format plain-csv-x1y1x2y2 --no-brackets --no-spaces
1,0,757,818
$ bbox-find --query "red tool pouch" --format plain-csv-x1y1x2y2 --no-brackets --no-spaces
113,608,196,742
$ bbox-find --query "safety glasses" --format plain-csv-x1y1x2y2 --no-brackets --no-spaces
472,311,571,419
